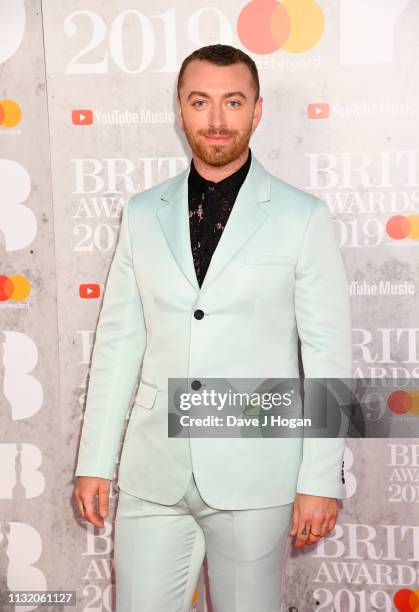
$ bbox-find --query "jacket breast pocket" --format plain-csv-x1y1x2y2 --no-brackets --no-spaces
134,380,158,410
244,253,293,265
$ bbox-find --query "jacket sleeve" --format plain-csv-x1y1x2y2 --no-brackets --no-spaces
294,198,352,498
74,196,147,480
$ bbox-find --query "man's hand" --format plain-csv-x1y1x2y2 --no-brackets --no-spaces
73,476,112,528
290,493,338,548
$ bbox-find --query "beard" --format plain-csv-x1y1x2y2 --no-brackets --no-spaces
182,120,252,167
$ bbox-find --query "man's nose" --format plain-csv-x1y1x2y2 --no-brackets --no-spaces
208,104,227,130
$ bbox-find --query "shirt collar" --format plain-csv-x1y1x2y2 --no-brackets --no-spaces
188,148,252,195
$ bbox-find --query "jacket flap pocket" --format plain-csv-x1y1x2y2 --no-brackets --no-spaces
134,380,158,409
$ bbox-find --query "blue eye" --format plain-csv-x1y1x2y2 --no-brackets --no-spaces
191,100,242,108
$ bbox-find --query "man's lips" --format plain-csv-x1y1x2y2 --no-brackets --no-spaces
205,134,231,142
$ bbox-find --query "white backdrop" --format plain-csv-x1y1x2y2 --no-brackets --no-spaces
1,1,419,610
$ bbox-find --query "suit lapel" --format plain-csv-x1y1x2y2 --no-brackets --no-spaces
157,153,271,293
157,170,199,291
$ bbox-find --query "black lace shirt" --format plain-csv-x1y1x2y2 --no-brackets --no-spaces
187,148,252,288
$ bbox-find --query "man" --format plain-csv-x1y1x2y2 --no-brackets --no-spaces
73,44,352,611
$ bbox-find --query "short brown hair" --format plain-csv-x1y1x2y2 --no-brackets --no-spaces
177,44,260,102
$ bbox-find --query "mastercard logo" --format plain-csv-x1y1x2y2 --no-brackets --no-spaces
0,99,22,128
394,588,419,611
0,274,31,301
386,215,419,240
237,0,324,55
388,391,419,415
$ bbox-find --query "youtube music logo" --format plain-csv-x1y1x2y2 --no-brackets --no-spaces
79,283,100,299
72,109,93,125
307,102,329,119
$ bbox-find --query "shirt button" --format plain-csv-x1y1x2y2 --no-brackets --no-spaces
194,309,204,320
208,185,215,191
191,380,201,390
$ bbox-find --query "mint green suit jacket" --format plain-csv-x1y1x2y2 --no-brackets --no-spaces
75,152,352,509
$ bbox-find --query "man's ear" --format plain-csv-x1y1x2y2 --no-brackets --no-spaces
176,96,184,131
252,96,263,133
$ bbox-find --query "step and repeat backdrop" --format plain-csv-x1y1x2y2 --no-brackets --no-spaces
1,1,419,610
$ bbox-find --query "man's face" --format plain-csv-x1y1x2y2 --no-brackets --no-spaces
177,60,262,167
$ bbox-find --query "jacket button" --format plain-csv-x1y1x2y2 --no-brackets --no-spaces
194,309,204,320
191,380,201,390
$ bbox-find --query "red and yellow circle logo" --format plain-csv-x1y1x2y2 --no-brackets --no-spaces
394,588,419,611
0,275,31,301
237,0,325,54
0,99,22,128
386,215,419,240
388,390,419,415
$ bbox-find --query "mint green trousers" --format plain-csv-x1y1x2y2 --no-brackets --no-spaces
114,473,293,612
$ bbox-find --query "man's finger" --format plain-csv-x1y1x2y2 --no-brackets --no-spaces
320,518,329,537
82,493,104,528
73,489,85,519
294,517,311,548
307,514,323,544
77,498,86,519
310,514,323,536
289,506,299,536
98,484,110,519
